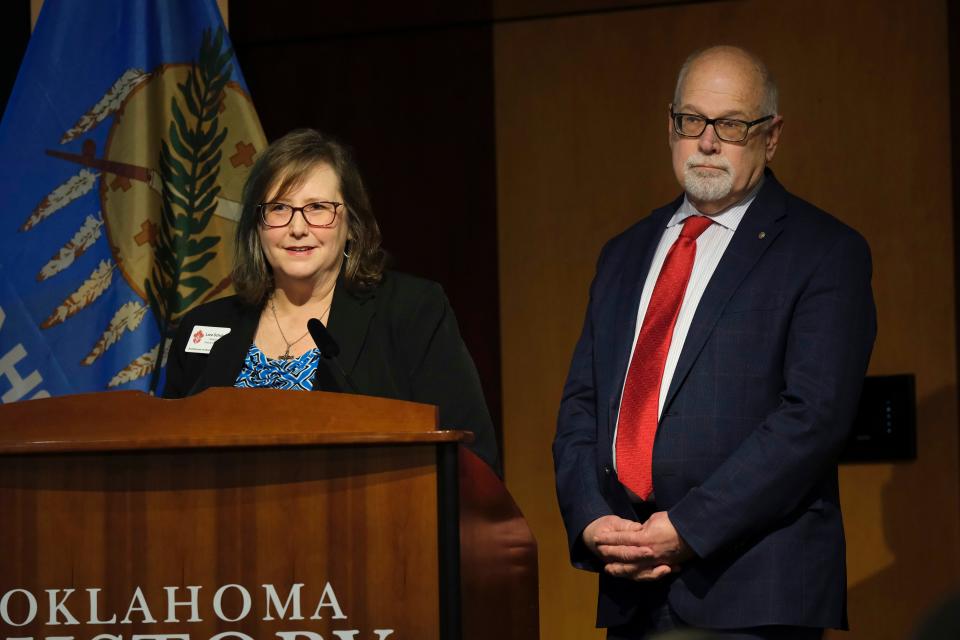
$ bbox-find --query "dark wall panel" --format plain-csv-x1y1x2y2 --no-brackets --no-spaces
229,1,491,40
0,0,30,119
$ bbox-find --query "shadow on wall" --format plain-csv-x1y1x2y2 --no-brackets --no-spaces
844,384,959,639
912,589,960,639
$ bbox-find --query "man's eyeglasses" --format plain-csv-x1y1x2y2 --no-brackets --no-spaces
671,108,774,143
258,201,343,228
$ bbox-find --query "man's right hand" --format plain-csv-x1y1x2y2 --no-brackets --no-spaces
582,515,643,558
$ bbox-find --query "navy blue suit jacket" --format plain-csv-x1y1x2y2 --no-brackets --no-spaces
553,171,876,630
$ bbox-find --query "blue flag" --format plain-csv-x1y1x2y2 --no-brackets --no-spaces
0,0,266,401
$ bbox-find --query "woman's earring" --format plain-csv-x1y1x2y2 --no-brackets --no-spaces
343,239,352,259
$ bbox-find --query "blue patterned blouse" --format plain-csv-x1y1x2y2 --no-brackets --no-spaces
234,344,320,391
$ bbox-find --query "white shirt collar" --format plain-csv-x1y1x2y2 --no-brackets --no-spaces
669,176,765,232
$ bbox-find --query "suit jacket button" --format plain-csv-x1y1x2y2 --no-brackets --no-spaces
603,466,612,476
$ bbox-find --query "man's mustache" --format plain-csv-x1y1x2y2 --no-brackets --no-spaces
685,155,731,172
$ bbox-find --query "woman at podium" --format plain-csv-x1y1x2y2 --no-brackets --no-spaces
162,129,500,473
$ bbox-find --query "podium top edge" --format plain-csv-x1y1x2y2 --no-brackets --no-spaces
0,388,473,455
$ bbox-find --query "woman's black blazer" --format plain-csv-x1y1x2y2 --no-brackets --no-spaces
163,270,500,473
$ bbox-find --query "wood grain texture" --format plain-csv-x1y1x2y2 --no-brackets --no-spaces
0,387,458,453
0,445,440,638
0,390,539,638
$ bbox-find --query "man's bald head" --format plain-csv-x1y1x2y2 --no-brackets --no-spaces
668,45,783,214
673,46,778,117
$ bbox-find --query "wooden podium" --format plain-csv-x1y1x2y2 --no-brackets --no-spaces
0,388,538,640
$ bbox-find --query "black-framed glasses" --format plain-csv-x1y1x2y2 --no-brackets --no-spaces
258,201,343,228
670,108,774,143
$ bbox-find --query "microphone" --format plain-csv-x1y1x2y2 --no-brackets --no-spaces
307,318,358,393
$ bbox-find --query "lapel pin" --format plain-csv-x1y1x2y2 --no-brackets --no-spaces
758,231,766,239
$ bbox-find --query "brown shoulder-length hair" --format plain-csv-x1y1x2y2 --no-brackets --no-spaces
232,129,385,305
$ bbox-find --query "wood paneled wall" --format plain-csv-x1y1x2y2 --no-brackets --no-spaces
495,1,959,638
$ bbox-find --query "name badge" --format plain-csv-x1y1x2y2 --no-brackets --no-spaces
184,325,232,354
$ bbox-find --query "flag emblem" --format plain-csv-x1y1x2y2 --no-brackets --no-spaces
0,1,266,399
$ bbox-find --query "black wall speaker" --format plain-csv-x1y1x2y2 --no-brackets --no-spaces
840,374,916,463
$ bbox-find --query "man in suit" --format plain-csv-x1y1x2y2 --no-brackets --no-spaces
553,45,876,639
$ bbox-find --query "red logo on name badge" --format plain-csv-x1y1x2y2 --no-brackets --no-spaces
192,329,205,344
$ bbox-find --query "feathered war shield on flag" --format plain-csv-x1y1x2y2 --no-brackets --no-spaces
0,0,266,400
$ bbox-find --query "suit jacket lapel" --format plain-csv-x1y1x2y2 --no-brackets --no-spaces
609,200,679,418
188,300,261,394
661,172,788,413
326,279,377,374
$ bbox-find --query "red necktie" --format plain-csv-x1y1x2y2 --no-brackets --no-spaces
617,215,713,499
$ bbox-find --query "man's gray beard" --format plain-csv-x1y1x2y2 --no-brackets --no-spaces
683,164,734,202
